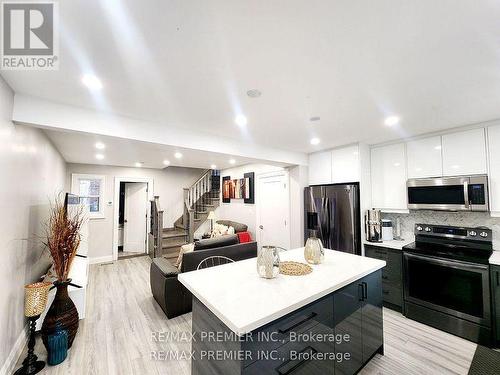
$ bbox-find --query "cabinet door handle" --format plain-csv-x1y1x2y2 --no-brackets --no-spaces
497,271,499,287
276,346,317,375
358,283,364,301
278,312,317,334
363,282,368,300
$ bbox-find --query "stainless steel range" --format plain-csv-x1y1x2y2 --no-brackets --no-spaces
403,224,493,345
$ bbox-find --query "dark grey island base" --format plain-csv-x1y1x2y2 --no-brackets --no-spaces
191,270,383,375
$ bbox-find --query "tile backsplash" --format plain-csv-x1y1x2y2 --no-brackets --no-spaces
382,211,500,250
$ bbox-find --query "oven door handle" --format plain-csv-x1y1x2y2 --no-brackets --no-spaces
404,252,488,271
463,180,470,209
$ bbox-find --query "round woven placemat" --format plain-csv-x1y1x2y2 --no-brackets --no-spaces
279,261,312,276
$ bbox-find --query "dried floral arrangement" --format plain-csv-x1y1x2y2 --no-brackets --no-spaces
43,193,85,282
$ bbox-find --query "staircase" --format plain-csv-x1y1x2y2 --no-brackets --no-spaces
149,169,220,262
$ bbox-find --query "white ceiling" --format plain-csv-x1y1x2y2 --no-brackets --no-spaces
3,1,500,153
44,129,274,170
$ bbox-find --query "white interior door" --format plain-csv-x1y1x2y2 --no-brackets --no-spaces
257,173,290,249
123,182,148,253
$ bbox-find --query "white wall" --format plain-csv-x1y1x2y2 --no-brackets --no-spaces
65,164,204,260
0,77,67,374
208,163,307,248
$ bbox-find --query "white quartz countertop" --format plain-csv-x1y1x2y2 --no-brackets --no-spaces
178,248,386,335
363,236,414,250
490,251,500,266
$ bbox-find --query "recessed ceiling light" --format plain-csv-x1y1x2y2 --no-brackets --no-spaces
247,89,261,98
393,162,401,167
310,137,320,145
81,74,103,90
95,142,105,150
235,115,248,127
434,145,442,150
135,162,143,167
174,152,182,159
229,159,236,165
384,116,400,126
95,153,104,160
163,160,170,166
210,164,217,169
309,116,321,122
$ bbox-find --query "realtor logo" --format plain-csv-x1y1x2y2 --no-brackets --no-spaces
1,1,59,70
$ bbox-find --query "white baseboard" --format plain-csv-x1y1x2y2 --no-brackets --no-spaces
88,255,114,264
0,324,28,375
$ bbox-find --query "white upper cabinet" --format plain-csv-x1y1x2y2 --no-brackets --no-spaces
487,125,500,213
406,136,443,178
308,150,332,185
331,145,360,183
371,143,407,210
442,128,487,176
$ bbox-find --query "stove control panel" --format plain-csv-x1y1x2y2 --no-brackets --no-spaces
414,223,492,243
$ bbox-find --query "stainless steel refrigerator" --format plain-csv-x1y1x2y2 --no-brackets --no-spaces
304,184,361,255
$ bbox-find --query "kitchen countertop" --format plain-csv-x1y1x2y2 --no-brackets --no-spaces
178,248,385,335
490,251,500,266
363,236,415,250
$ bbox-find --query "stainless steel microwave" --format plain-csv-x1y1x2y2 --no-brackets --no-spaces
407,175,489,211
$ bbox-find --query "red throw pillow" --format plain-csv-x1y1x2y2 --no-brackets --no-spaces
237,231,252,243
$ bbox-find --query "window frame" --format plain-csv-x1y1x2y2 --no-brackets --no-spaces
71,173,106,219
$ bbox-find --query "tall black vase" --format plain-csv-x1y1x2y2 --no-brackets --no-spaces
41,280,79,351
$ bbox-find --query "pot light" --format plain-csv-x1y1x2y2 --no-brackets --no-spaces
95,153,104,160
310,137,320,145
384,116,400,126
434,145,442,150
235,115,247,127
95,142,105,150
163,160,170,166
135,162,143,167
174,152,182,159
229,159,236,165
210,164,217,169
81,74,103,90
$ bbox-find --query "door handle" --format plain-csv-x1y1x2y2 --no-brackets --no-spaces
463,180,470,209
276,346,317,375
278,312,317,334
259,225,264,230
124,219,128,223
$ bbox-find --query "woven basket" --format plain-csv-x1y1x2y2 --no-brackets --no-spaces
279,261,313,276
24,282,52,317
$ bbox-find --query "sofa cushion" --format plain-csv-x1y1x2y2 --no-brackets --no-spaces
152,257,179,277
216,220,248,233
194,234,239,251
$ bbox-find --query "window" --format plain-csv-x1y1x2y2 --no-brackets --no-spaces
71,174,105,218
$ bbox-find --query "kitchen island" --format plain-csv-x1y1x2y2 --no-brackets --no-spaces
179,248,386,375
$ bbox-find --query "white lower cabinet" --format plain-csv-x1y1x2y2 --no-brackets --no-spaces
370,143,407,210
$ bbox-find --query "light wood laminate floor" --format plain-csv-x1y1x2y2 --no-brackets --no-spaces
19,256,477,374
